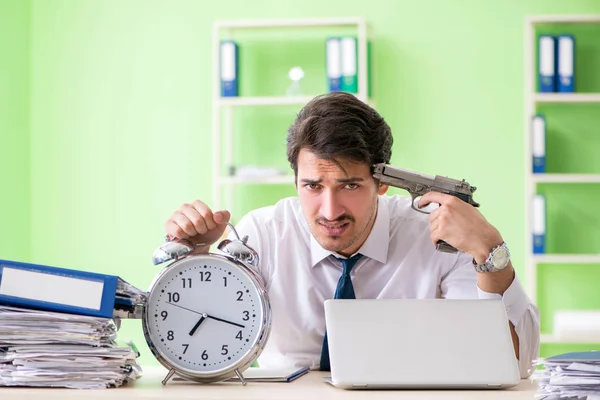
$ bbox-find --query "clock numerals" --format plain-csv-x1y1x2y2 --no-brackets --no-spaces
199,271,212,282
149,261,263,371
181,277,192,288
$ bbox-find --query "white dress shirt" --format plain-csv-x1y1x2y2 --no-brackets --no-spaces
233,195,540,378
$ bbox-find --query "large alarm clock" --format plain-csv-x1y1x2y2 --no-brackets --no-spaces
143,223,271,386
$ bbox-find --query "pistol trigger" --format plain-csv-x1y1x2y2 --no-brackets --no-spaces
411,195,429,214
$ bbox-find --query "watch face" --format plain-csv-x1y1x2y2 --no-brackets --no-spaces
492,247,510,269
144,255,266,376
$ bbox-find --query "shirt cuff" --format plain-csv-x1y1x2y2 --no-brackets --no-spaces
477,275,530,326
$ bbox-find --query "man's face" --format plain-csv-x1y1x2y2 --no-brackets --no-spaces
296,149,389,257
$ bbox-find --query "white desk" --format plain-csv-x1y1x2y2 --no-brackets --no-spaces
1,366,537,399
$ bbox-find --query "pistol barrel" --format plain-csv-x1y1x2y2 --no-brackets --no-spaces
372,163,479,207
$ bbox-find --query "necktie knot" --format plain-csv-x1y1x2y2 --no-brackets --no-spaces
334,253,363,278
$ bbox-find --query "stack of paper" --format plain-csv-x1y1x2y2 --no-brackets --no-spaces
533,351,600,399
0,306,141,389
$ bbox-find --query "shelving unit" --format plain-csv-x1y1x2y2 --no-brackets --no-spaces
217,96,315,107
534,93,600,103
532,174,600,184
212,18,370,213
524,15,600,345
540,334,600,344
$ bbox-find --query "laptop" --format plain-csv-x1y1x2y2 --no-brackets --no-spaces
323,299,521,389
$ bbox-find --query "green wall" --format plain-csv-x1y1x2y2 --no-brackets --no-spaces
0,0,30,261
9,0,598,365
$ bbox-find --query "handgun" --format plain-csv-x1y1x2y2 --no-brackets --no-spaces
372,163,480,253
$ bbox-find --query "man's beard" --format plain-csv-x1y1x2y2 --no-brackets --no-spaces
313,205,376,254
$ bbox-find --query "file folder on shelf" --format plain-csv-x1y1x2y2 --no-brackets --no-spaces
340,37,358,93
538,35,556,93
531,195,546,254
220,40,239,97
557,35,575,93
532,115,546,173
326,37,342,92
0,259,145,319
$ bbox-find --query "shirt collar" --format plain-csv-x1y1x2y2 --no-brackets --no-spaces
309,196,390,267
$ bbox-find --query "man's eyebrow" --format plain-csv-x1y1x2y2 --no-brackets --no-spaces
336,177,366,183
299,178,322,184
299,177,366,184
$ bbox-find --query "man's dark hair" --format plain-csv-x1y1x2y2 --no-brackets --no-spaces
286,92,393,176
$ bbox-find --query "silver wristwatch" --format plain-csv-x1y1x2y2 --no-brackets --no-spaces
473,242,511,273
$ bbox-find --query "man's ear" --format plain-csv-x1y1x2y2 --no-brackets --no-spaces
377,183,389,195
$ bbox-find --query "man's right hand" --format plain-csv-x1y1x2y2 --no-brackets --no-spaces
164,200,231,254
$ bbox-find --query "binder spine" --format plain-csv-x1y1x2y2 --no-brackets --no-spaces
532,195,546,254
220,41,239,97
0,259,118,318
532,115,546,173
340,37,358,93
326,37,342,92
557,35,575,93
538,35,557,93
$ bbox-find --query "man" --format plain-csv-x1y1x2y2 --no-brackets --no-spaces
164,92,540,378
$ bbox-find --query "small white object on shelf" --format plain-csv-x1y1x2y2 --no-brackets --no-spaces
553,310,600,341
286,67,305,96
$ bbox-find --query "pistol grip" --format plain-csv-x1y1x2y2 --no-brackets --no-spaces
436,240,458,253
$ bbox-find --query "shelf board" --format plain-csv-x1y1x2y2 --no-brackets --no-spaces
533,254,600,264
215,17,366,29
532,174,600,183
528,15,600,24
218,175,295,185
534,93,600,103
541,333,600,344
218,96,316,107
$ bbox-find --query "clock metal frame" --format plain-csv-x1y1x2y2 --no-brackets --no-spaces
142,253,272,386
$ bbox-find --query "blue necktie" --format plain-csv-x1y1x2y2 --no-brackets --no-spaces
320,253,363,371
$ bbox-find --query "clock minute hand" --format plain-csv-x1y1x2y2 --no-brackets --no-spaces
206,315,245,329
165,302,245,329
166,302,205,315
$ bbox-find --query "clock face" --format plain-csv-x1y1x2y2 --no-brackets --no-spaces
144,255,265,375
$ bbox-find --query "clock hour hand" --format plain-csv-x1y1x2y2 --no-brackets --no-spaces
189,313,207,336
166,302,246,329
